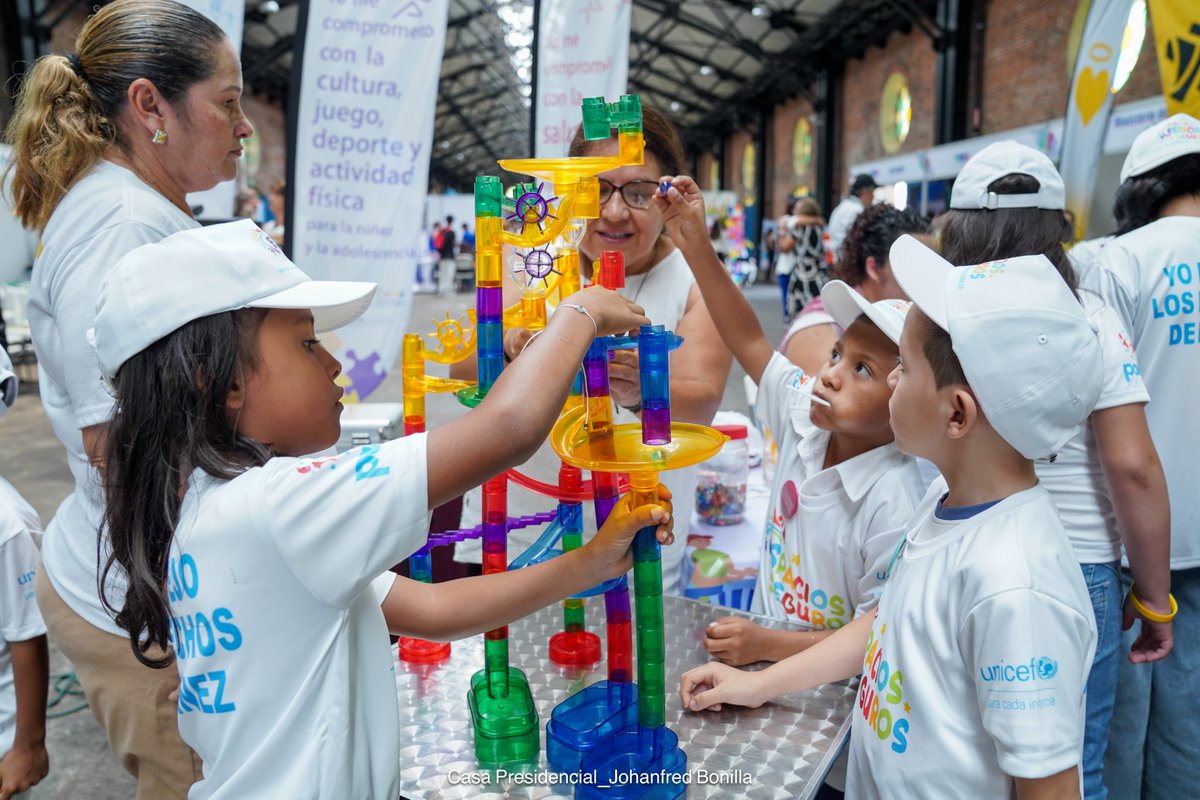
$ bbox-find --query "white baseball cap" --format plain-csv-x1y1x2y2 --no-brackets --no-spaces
91,220,376,378
0,350,16,418
888,235,1101,460
821,280,911,345
1120,113,1200,182
950,141,1065,210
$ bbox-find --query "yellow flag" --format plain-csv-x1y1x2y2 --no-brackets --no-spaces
1148,0,1200,117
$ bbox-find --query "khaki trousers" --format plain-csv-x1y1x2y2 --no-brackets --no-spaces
36,563,200,800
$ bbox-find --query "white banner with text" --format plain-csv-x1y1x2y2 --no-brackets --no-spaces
534,0,630,158
291,0,448,401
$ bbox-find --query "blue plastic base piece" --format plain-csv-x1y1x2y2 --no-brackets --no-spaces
546,680,638,773
467,667,540,764
576,725,687,799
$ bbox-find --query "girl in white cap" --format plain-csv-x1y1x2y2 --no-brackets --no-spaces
90,220,670,800
1084,113,1200,800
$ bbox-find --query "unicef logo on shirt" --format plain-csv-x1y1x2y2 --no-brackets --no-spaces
979,657,1058,683
1035,656,1058,680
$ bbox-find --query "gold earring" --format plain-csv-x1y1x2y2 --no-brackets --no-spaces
151,129,167,145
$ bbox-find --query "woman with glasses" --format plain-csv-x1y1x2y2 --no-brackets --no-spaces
451,107,731,595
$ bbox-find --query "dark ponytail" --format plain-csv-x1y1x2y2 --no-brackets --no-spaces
1113,154,1200,235
101,309,269,668
939,174,1078,295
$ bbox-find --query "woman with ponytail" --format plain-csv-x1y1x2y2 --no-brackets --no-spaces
2,1,252,795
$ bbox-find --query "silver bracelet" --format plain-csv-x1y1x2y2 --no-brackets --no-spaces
560,303,598,337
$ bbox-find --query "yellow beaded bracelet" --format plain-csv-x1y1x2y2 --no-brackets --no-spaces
1129,585,1178,623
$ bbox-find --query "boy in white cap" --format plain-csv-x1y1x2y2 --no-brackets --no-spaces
939,139,1172,800
0,352,49,797
656,176,925,653
1085,113,1200,800
682,236,1102,798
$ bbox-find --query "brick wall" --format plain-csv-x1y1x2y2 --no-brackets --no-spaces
725,129,755,202
979,0,1162,133
768,95,818,218
697,151,717,190
839,27,937,171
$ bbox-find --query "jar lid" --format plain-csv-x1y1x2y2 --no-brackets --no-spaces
713,424,748,440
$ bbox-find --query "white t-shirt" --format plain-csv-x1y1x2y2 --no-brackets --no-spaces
30,160,198,635
0,479,46,756
1081,216,1200,569
1035,293,1149,563
169,436,428,800
457,248,700,594
847,481,1095,799
827,196,865,254
1067,236,1113,276
749,352,925,628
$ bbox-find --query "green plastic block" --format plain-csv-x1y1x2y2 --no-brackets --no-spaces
474,176,503,218
469,667,540,763
581,97,610,140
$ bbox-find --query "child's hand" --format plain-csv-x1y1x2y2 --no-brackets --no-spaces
502,327,538,362
587,488,675,580
653,175,709,256
0,738,49,799
607,348,641,410
559,285,649,338
1124,594,1174,663
704,616,776,666
679,660,768,712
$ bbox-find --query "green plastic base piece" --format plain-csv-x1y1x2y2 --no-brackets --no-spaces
468,667,540,763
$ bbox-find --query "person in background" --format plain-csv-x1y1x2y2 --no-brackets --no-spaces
1085,113,1200,800
234,189,259,220
0,352,49,800
259,179,285,242
826,174,877,257
437,214,458,296
773,201,800,321
459,222,475,254
2,0,253,793
785,197,827,319
780,204,927,375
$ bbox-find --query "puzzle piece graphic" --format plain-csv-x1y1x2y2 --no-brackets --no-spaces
345,350,386,400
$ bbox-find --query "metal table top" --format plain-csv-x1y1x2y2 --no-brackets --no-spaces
394,595,856,799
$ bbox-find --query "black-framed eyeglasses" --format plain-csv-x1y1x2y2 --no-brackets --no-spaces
597,178,660,210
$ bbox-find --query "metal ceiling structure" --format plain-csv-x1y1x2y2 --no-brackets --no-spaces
5,0,944,192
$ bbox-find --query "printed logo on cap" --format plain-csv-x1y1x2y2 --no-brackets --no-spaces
956,260,1008,289
1159,118,1200,143
254,228,284,258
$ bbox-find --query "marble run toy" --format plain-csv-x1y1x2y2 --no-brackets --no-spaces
545,308,725,799
461,95,658,766
402,97,726,791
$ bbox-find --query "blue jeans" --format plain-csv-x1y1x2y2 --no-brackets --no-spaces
778,274,790,320
1103,566,1199,800
1080,562,1122,800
